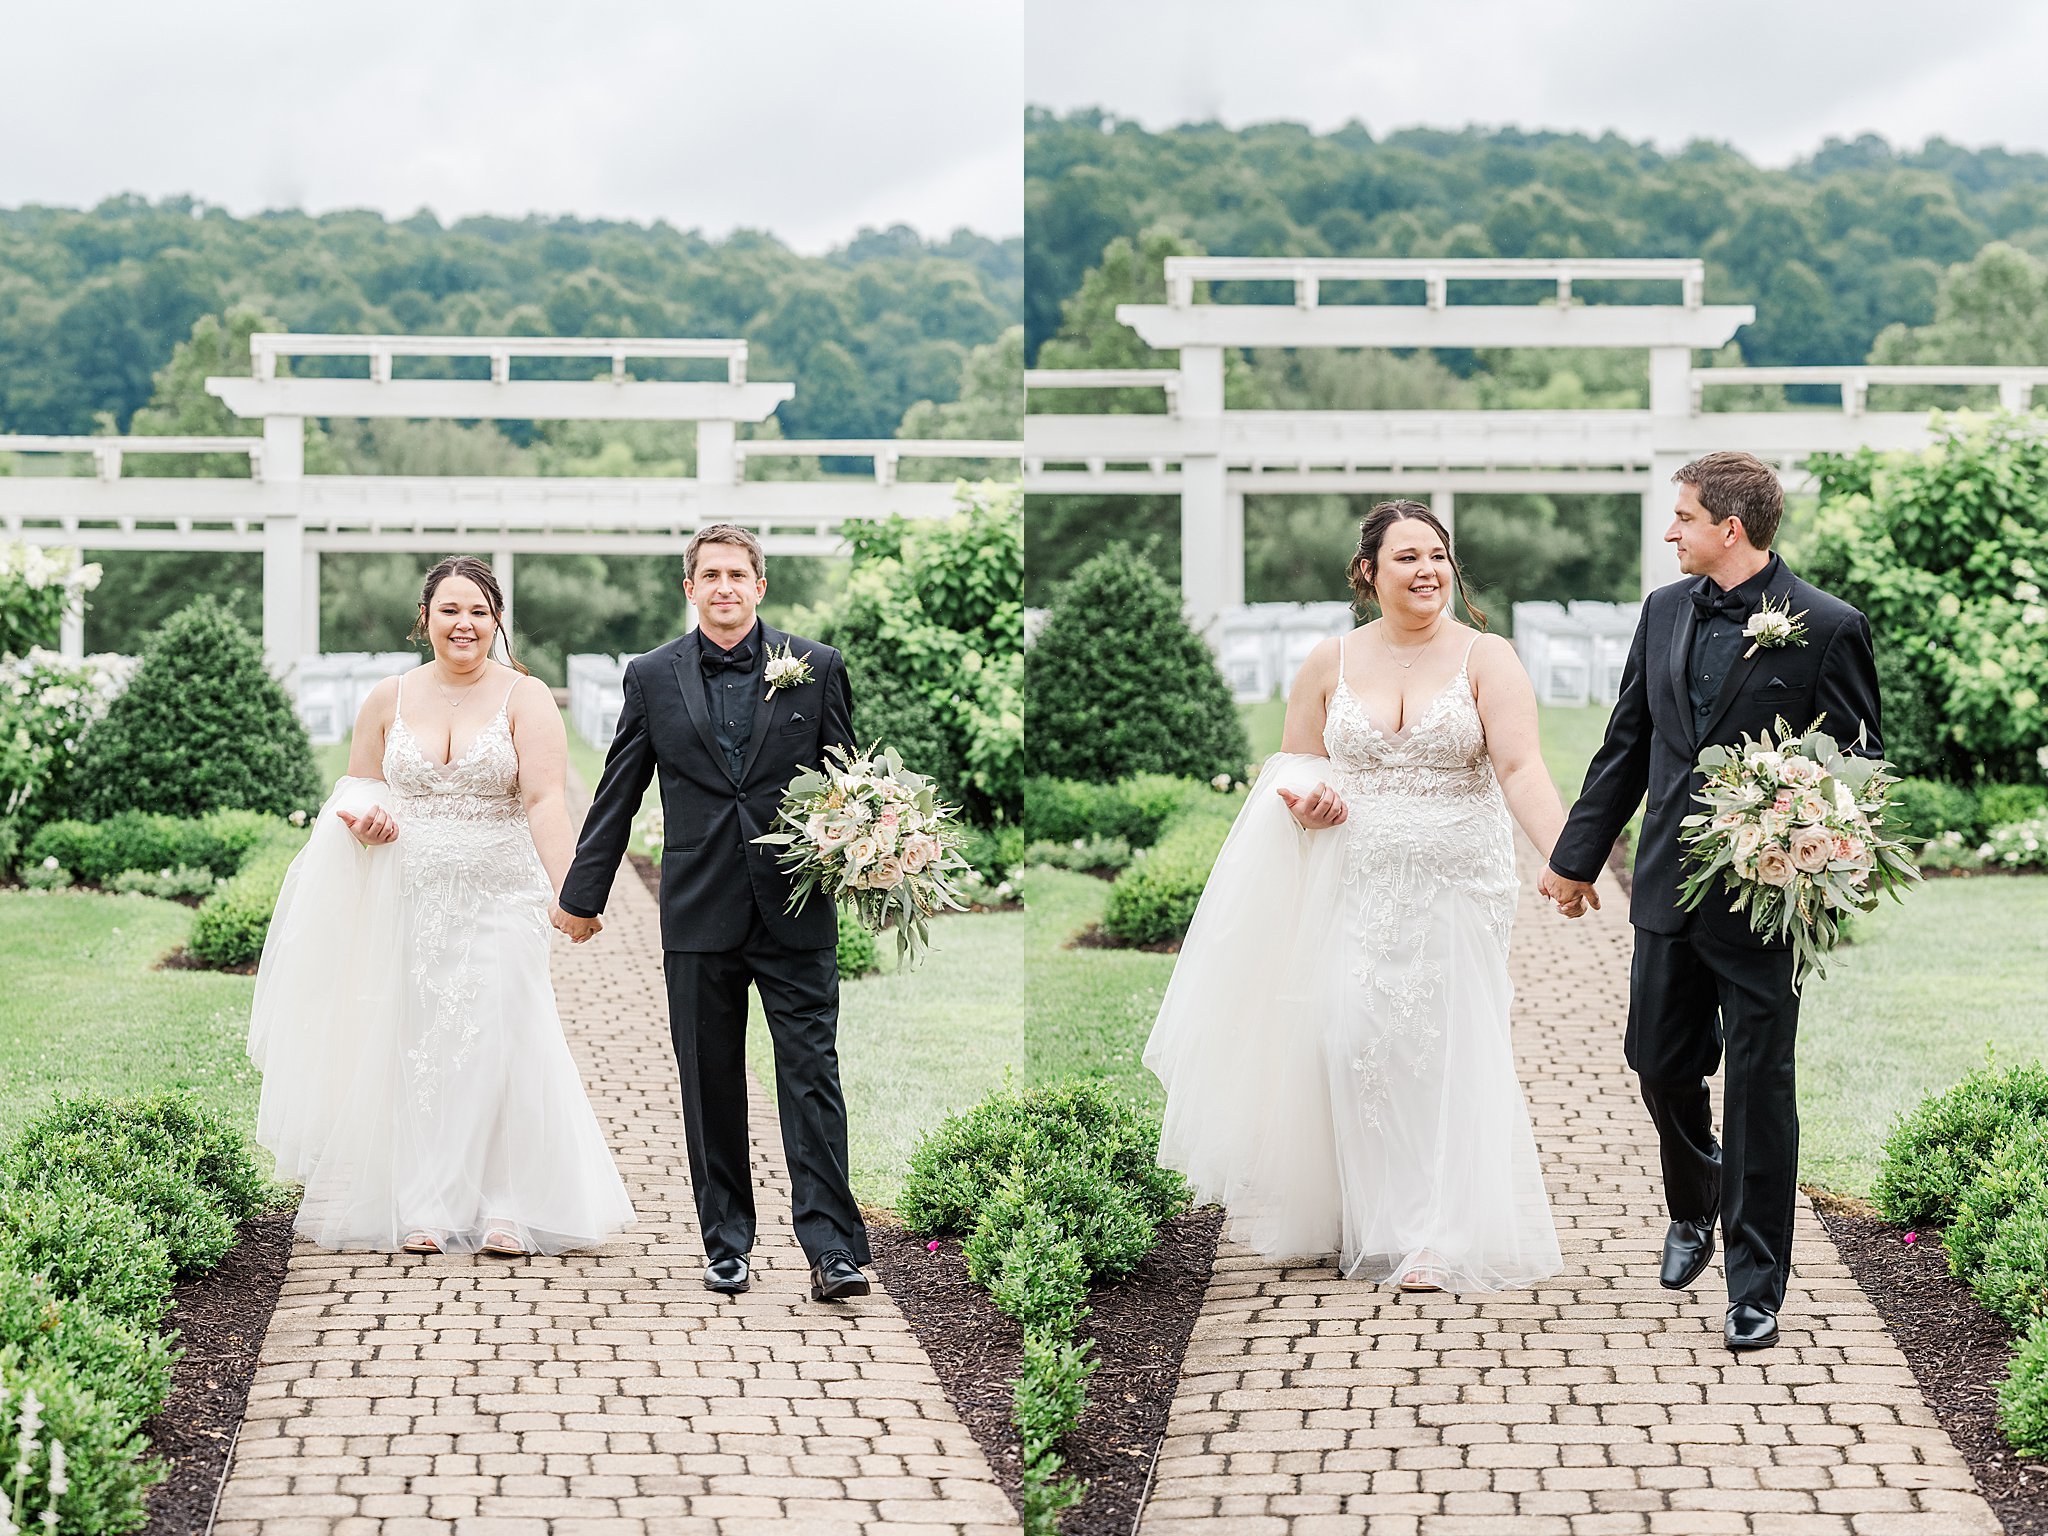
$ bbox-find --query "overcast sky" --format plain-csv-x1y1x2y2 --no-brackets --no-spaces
1028,0,2048,167
2,2,1022,251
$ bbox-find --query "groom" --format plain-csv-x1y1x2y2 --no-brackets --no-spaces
553,523,872,1302
1540,452,1881,1352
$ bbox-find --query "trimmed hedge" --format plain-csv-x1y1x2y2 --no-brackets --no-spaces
186,830,305,968
1888,778,1983,845
2003,1316,2048,1457
902,1079,1190,1533
0,1269,177,1428
1022,774,1199,848
1873,1059,2048,1228
0,1092,272,1533
837,905,880,979
63,595,319,821
1099,813,1234,947
24,808,274,886
0,1180,173,1327
0,1345,164,1535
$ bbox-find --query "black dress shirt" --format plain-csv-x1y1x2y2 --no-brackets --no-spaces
1687,554,1781,730
699,620,763,782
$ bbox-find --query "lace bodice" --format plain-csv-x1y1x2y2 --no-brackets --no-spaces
1320,633,1519,1124
381,674,550,1110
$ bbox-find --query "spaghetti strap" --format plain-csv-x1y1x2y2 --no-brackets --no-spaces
393,669,408,725
1460,631,1482,671
494,675,521,719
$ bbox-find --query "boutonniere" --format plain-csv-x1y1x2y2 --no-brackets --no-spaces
1742,597,1809,658
763,641,814,699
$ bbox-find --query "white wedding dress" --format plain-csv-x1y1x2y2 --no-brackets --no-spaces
1145,635,1561,1291
247,676,636,1255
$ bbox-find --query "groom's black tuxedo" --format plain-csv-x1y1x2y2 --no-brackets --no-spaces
559,619,870,1270
1550,555,1883,941
560,621,854,951
1549,555,1881,1315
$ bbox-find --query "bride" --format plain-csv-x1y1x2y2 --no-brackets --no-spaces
1146,501,1569,1293
248,555,635,1257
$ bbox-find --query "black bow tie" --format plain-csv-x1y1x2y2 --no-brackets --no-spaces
700,640,755,676
1691,586,1753,623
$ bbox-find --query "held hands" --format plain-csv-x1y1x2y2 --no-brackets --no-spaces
1277,783,1348,830
550,904,603,944
1537,866,1600,919
336,807,398,846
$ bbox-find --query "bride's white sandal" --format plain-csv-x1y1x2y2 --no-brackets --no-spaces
1398,1255,1448,1292
480,1226,529,1257
402,1230,441,1255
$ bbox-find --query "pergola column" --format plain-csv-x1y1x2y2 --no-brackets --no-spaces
494,546,516,656
696,419,737,486
261,415,305,681
60,548,86,659
300,549,320,655
1643,347,1692,597
1431,488,1455,536
1176,347,1234,637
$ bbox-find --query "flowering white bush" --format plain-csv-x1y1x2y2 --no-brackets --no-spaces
1981,816,2048,873
754,743,971,965
0,541,100,660
0,648,136,820
1679,718,1921,985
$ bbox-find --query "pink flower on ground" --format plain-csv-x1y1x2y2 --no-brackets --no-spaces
1904,1232,1918,1245
926,1240,940,1252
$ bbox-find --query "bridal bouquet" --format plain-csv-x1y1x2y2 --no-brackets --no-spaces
1678,718,1920,987
754,743,971,966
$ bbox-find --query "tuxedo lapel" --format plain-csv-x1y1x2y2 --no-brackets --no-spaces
1666,595,1698,756
1696,561,1799,744
670,632,726,768
739,622,789,784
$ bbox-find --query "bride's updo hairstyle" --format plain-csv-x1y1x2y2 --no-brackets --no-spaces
1347,499,1488,630
409,555,530,675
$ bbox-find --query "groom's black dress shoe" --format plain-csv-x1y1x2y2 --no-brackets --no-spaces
1659,1216,1717,1290
809,1249,871,1302
1725,1302,1780,1351
703,1255,750,1294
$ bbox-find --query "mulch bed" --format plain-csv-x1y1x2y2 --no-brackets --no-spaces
142,1209,297,1536
154,946,256,976
1067,923,1180,955
873,1207,1224,1535
1814,1197,2048,1533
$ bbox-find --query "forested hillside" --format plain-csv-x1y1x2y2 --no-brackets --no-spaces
0,198,1021,439
1026,110,2048,367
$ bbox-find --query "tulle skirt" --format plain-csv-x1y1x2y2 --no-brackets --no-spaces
248,777,636,1255
1144,753,1560,1292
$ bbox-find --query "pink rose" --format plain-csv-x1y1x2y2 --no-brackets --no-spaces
1774,789,1794,812
1789,827,1833,873
902,839,930,874
1754,845,1795,887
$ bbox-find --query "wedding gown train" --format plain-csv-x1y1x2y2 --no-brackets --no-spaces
1145,640,1561,1291
248,679,636,1255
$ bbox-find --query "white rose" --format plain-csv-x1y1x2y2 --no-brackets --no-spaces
1733,823,1765,859
845,835,879,869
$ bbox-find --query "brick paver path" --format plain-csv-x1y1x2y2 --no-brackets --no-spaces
1137,844,1999,1536
214,850,1018,1535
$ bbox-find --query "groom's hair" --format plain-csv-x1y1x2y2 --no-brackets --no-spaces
1676,452,1783,550
685,523,765,581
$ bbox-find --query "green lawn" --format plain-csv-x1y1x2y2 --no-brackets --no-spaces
1024,868,1175,1109
0,890,266,1165
747,909,1026,1212
1798,875,2048,1196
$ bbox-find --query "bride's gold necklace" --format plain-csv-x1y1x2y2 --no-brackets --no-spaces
432,658,490,712
1378,617,1446,670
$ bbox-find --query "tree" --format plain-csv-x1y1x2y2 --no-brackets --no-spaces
65,596,320,820
1025,546,1249,784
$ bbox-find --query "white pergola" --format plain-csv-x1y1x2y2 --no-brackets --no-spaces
1022,256,2035,633
0,333,1020,676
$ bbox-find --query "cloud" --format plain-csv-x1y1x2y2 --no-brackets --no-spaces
1026,0,2048,166
3,0,1022,250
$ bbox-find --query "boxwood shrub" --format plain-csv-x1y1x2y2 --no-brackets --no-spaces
1873,1059,2048,1228
0,1268,178,1428
15,1091,269,1225
1022,774,1201,848
1099,812,1234,947
0,1345,165,1535
0,1181,173,1327
186,831,305,969
25,808,277,886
